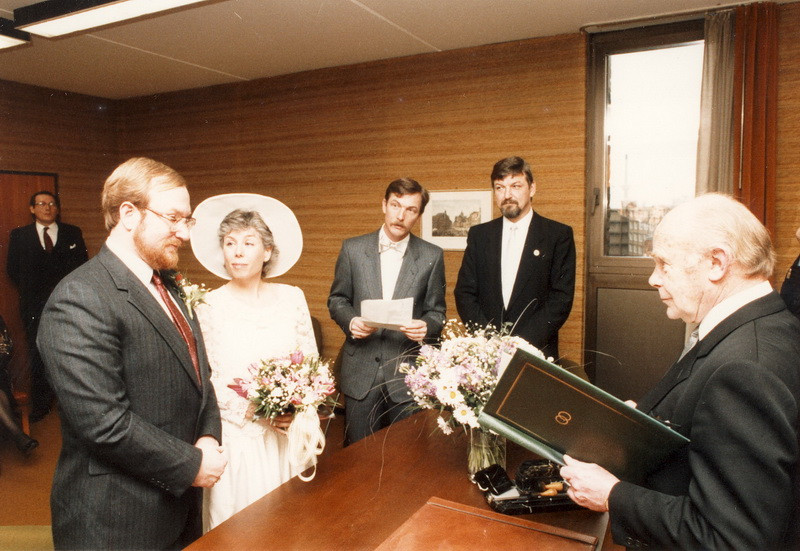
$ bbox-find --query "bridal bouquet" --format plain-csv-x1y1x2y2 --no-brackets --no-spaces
228,350,337,481
400,320,544,474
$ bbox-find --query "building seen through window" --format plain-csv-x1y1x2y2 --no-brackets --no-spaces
604,42,704,256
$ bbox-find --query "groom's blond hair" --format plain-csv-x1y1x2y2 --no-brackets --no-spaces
101,157,186,231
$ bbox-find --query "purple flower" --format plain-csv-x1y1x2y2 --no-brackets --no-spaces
290,350,304,365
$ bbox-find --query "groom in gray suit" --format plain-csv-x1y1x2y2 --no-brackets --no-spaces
38,158,225,550
328,178,446,445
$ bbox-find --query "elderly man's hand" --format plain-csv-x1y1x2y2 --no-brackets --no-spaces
559,454,620,512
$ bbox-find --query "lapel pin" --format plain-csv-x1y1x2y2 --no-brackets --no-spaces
533,249,540,256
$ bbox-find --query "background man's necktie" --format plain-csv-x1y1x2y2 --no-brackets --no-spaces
43,227,54,253
501,226,518,308
151,271,201,384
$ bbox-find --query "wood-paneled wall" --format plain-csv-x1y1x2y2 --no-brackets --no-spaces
776,3,800,275
0,80,119,384
3,1,800,365
114,34,587,363
0,80,119,249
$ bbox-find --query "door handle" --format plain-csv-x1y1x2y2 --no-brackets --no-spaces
590,187,601,216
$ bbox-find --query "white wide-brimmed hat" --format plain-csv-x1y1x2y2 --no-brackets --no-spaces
191,193,302,279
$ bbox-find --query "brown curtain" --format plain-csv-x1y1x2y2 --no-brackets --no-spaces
732,2,778,236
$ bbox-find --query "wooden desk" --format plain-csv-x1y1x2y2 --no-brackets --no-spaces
189,411,613,550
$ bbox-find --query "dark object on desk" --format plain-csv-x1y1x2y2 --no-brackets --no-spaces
477,460,579,515
472,463,514,494
516,459,562,493
478,348,689,482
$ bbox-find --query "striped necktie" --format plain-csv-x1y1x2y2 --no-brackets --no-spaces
151,271,201,385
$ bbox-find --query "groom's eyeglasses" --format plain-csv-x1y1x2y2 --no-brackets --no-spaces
144,207,197,230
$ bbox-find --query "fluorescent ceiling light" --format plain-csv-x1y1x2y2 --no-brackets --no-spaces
0,18,31,49
14,0,208,38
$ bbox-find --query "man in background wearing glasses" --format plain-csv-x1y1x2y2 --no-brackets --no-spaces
37,158,224,549
6,190,87,423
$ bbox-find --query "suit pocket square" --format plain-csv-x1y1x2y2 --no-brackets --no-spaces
70,244,77,249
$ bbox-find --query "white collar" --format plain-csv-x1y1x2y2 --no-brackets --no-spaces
502,208,533,232
105,234,159,290
698,280,772,340
35,221,57,232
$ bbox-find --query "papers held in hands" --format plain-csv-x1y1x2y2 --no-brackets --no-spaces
478,348,689,483
361,297,413,331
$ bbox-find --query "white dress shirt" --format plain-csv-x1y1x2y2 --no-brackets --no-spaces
36,221,58,249
501,209,533,308
379,226,409,300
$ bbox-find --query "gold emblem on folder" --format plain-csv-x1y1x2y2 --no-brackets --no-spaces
555,411,572,425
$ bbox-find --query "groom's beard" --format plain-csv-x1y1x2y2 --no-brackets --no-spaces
134,224,182,271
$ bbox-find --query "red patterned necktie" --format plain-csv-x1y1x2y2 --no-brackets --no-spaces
43,226,54,253
151,271,201,385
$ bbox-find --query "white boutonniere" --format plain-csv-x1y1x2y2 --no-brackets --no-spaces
167,271,208,319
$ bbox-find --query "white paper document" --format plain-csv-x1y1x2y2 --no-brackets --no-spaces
361,297,414,331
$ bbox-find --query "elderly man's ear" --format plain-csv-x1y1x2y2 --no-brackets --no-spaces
708,247,732,283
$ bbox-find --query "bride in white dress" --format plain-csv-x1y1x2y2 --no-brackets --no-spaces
191,194,315,531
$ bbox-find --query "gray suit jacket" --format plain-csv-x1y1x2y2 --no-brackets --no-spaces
328,231,446,402
38,245,222,550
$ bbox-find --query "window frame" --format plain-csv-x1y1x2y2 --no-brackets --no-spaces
586,19,705,272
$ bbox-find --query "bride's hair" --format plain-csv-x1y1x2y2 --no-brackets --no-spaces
218,209,280,278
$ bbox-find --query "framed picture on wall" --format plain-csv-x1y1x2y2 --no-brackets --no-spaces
421,190,494,251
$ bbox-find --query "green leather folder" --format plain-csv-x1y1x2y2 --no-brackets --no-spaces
478,348,689,483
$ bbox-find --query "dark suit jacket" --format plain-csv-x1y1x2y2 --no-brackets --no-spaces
6,222,87,323
780,254,800,319
609,292,800,550
328,231,446,402
37,245,222,550
454,212,576,359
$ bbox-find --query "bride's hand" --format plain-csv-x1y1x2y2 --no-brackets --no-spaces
270,413,293,434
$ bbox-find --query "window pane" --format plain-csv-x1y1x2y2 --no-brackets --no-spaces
604,43,704,256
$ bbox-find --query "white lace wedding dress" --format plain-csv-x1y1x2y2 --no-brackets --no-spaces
197,282,318,531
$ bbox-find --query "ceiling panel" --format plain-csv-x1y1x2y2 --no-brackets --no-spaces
87,0,438,80
0,0,795,99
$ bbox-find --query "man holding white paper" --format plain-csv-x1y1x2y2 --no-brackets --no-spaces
328,178,446,445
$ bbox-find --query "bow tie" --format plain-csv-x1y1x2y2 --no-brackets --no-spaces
379,240,405,254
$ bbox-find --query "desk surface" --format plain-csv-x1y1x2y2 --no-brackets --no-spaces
189,411,612,550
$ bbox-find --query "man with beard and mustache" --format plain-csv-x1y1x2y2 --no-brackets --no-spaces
328,178,446,445
455,156,575,360
37,158,225,550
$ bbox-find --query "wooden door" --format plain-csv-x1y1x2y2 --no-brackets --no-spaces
0,171,58,391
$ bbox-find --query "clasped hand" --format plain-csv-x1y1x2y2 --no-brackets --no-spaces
192,435,227,488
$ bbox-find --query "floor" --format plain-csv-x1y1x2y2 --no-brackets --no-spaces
0,406,346,543
0,411,59,527
0,410,59,551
